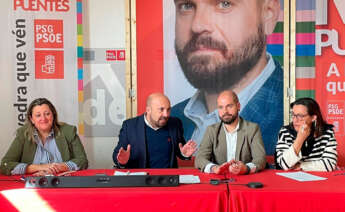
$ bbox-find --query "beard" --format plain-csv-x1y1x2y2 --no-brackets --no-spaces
175,24,266,94
150,116,168,128
220,112,238,125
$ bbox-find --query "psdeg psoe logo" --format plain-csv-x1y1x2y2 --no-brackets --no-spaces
34,19,64,79
34,19,63,48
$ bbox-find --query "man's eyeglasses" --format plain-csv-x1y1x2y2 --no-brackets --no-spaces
291,113,308,120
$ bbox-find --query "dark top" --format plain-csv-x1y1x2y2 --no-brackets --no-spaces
113,115,190,168
145,126,172,168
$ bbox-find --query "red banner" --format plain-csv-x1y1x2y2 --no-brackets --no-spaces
316,0,345,165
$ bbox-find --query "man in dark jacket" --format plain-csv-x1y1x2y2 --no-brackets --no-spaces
113,93,197,168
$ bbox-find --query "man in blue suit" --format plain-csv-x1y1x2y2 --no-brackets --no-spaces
113,93,197,168
171,0,283,155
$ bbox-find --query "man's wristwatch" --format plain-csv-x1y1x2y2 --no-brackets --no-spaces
245,165,251,175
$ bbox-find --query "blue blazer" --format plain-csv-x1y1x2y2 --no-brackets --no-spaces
171,60,283,155
113,115,188,168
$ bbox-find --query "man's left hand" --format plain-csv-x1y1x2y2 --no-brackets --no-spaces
179,140,197,157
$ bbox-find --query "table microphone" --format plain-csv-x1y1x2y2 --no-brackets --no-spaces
228,182,263,188
245,182,263,188
210,179,263,188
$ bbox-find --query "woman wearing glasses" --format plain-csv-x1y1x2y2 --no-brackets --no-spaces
275,98,337,171
1,98,88,176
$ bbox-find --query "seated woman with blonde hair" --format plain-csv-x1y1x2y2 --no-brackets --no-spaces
275,98,337,171
1,98,88,176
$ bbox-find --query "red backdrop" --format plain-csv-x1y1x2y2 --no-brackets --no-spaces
136,0,164,114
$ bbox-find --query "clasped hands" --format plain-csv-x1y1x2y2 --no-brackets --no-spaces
33,163,68,176
117,140,197,165
212,160,248,175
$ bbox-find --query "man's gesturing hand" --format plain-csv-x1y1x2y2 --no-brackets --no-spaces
179,140,197,157
117,144,131,165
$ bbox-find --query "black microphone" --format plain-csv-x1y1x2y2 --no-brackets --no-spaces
210,179,263,188
245,182,263,188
